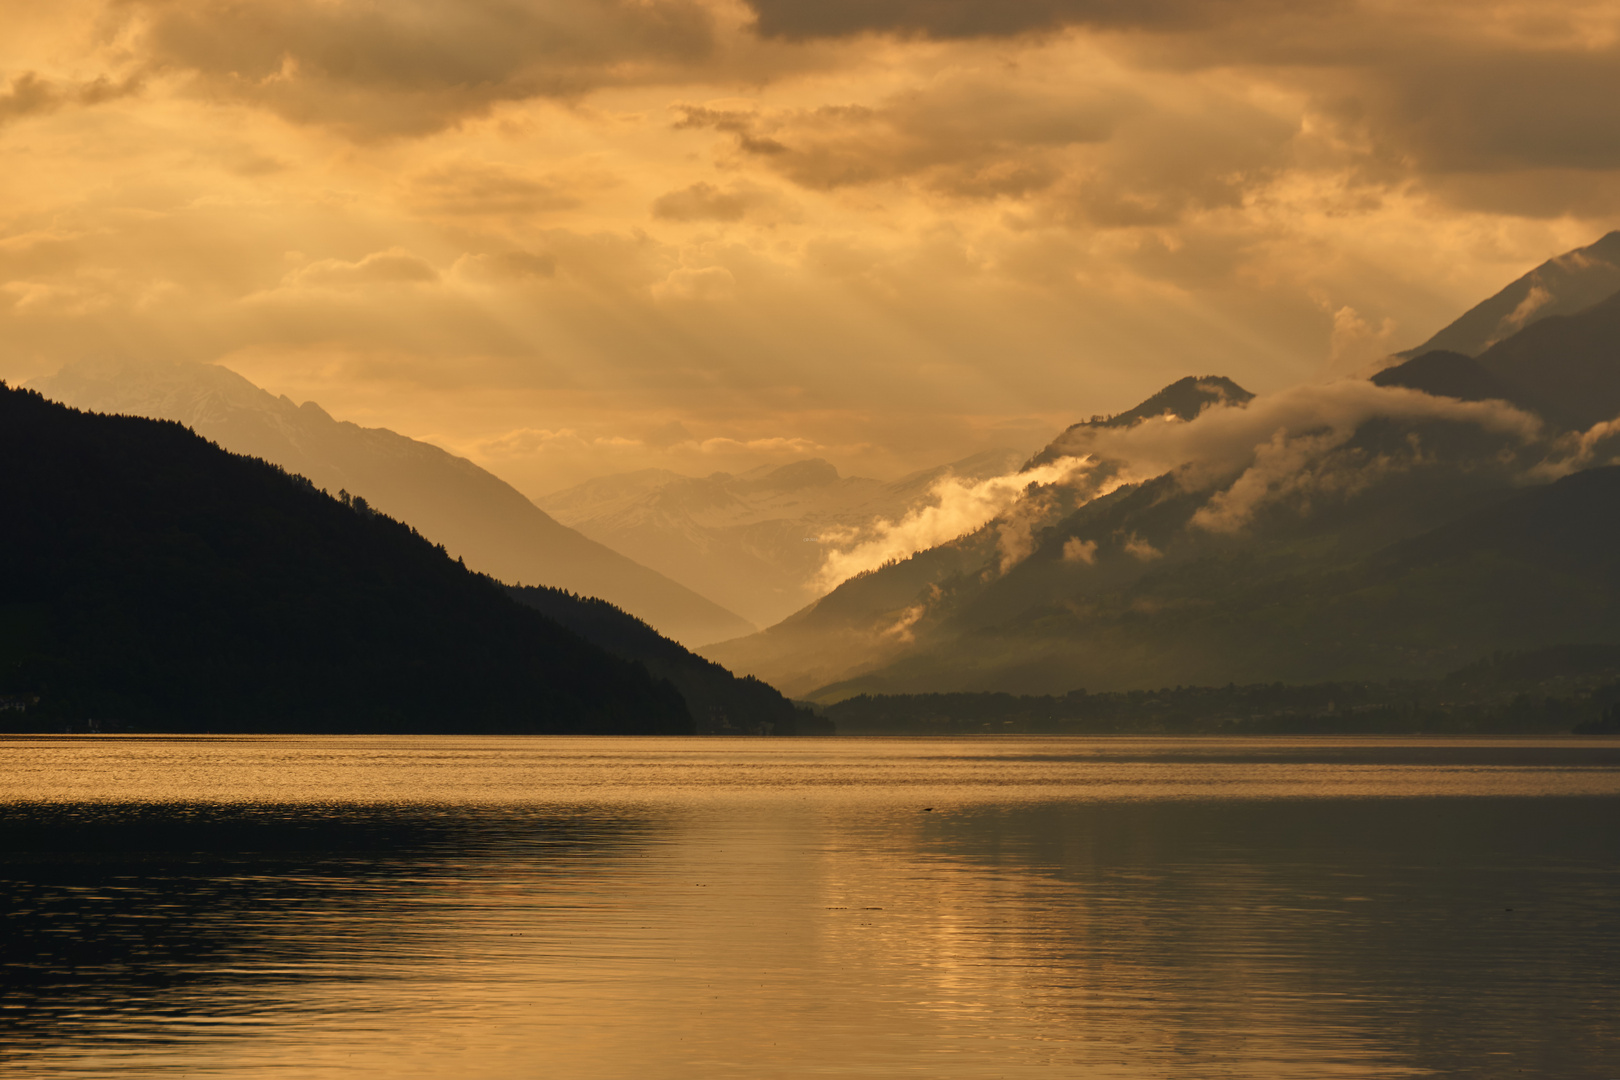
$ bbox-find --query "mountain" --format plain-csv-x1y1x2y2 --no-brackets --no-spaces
537,449,1027,627
1397,230,1620,359
702,377,1267,696
28,359,752,647
705,288,1620,699
1026,375,1254,468
1371,350,1514,404
1377,286,1620,431
782,462,1620,702
0,382,692,733
1471,288,1620,430
508,586,830,735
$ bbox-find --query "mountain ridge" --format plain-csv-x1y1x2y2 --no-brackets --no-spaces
0,382,693,733
30,359,752,647
1397,230,1620,359
704,234,1620,699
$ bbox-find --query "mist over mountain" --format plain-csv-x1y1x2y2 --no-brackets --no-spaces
30,359,752,647
704,236,1620,699
806,464,1620,700
0,383,692,734
538,449,1027,626
1026,376,1255,469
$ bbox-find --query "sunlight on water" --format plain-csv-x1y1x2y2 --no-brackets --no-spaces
2,736,1618,1078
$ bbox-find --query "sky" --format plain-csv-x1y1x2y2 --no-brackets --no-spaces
4,0,1618,497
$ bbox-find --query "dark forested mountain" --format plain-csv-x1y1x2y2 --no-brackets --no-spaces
0,383,693,734
29,359,752,647
509,586,828,735
1397,230,1620,359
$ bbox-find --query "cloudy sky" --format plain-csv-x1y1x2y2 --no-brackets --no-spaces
4,0,1617,495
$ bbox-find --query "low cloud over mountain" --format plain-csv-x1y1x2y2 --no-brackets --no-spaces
704,236,1620,697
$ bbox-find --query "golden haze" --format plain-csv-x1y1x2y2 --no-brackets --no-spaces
3,0,1618,495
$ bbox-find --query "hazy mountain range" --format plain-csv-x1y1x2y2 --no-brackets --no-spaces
703,233,1620,700
537,449,1027,627
29,360,752,648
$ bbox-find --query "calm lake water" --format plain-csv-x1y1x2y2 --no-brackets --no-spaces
3,735,1619,1078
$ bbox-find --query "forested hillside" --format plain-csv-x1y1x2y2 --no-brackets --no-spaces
0,383,692,734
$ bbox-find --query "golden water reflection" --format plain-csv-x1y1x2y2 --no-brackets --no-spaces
2,736,1617,1077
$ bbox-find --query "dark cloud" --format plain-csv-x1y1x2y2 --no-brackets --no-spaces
127,0,716,138
741,0,1334,40
672,105,757,134
673,78,1130,196
1347,47,1620,176
738,1,1620,220
0,71,142,124
667,74,1298,229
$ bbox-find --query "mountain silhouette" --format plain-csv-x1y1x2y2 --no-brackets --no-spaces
1026,375,1253,468
509,586,827,735
0,382,693,734
1371,350,1516,404
29,359,752,647
1379,285,1620,431
1472,288,1620,431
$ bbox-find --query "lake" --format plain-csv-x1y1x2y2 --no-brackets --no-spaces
2,735,1618,1078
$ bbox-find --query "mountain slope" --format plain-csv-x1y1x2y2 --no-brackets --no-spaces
1472,288,1620,431
538,449,1027,626
702,378,1260,695
1371,350,1516,403
509,586,828,734
0,383,692,734
822,465,1620,697
1026,375,1253,468
1381,287,1620,432
29,359,752,647
706,365,1593,697
1398,231,1620,358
